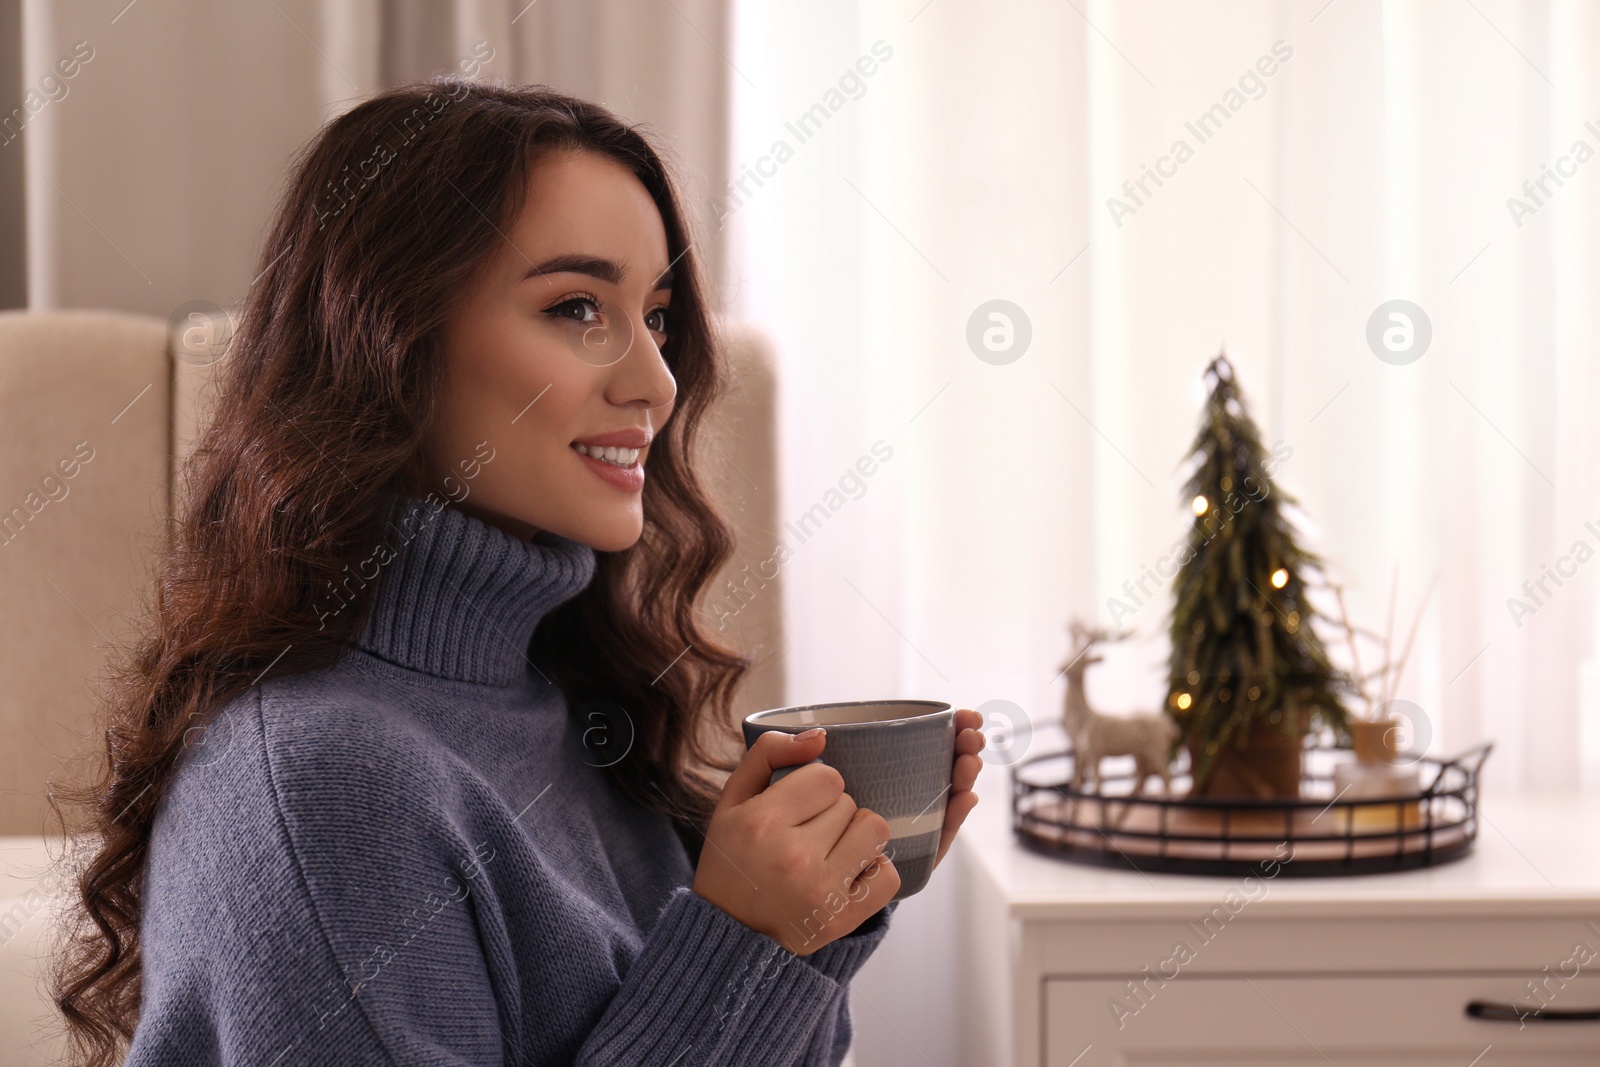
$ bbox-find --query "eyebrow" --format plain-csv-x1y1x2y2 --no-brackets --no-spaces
522,254,674,291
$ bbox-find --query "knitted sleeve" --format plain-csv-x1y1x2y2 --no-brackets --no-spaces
572,888,894,1065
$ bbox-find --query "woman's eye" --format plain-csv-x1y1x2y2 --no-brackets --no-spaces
546,297,601,324
645,308,669,334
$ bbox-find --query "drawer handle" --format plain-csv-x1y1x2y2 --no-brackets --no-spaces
1467,1000,1600,1023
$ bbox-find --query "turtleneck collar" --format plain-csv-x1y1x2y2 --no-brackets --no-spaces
351,492,598,686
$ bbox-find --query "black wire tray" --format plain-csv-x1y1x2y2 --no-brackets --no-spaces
1012,741,1494,876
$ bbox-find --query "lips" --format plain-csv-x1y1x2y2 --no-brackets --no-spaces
573,443,646,491
572,428,652,450
570,427,651,492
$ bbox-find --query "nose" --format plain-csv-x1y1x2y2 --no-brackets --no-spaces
602,311,676,412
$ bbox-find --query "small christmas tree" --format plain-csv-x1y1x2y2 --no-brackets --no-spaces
1165,353,1355,796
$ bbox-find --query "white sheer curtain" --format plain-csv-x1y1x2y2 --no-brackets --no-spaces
729,0,1599,797
730,5,1597,1059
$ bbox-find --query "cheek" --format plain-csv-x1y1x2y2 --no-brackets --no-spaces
429,322,551,467
448,314,585,418
462,316,558,388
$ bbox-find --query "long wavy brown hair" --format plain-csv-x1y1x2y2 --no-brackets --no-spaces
46,78,748,1067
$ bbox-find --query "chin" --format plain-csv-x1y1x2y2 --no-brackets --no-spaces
549,514,643,553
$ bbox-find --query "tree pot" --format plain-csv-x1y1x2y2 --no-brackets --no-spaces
1187,722,1302,799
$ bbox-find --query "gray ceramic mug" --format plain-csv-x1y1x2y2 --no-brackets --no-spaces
741,699,956,901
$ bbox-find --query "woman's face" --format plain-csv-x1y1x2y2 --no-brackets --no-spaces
419,147,678,551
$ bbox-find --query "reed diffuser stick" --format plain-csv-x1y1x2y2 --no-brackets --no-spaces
1383,570,1440,710
1332,583,1369,720
1380,564,1398,710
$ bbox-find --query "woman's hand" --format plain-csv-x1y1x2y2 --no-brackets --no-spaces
933,708,986,868
693,729,901,957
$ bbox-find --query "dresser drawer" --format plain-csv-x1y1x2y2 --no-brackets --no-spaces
1044,973,1600,1066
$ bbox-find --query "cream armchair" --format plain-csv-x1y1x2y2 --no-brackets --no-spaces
0,308,782,1064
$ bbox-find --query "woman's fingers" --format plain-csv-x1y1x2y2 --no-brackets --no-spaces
844,850,900,916
798,790,858,845
826,805,891,878
832,808,901,920
935,787,979,867
762,760,847,825
952,751,981,794
720,728,827,808
929,710,986,871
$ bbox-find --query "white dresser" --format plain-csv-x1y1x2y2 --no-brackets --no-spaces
955,774,1600,1067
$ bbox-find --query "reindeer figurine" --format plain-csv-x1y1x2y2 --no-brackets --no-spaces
1059,621,1179,796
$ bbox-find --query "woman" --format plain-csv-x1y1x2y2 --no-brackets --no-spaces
50,79,984,1066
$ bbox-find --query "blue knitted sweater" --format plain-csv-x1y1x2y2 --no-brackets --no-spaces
126,492,892,1066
